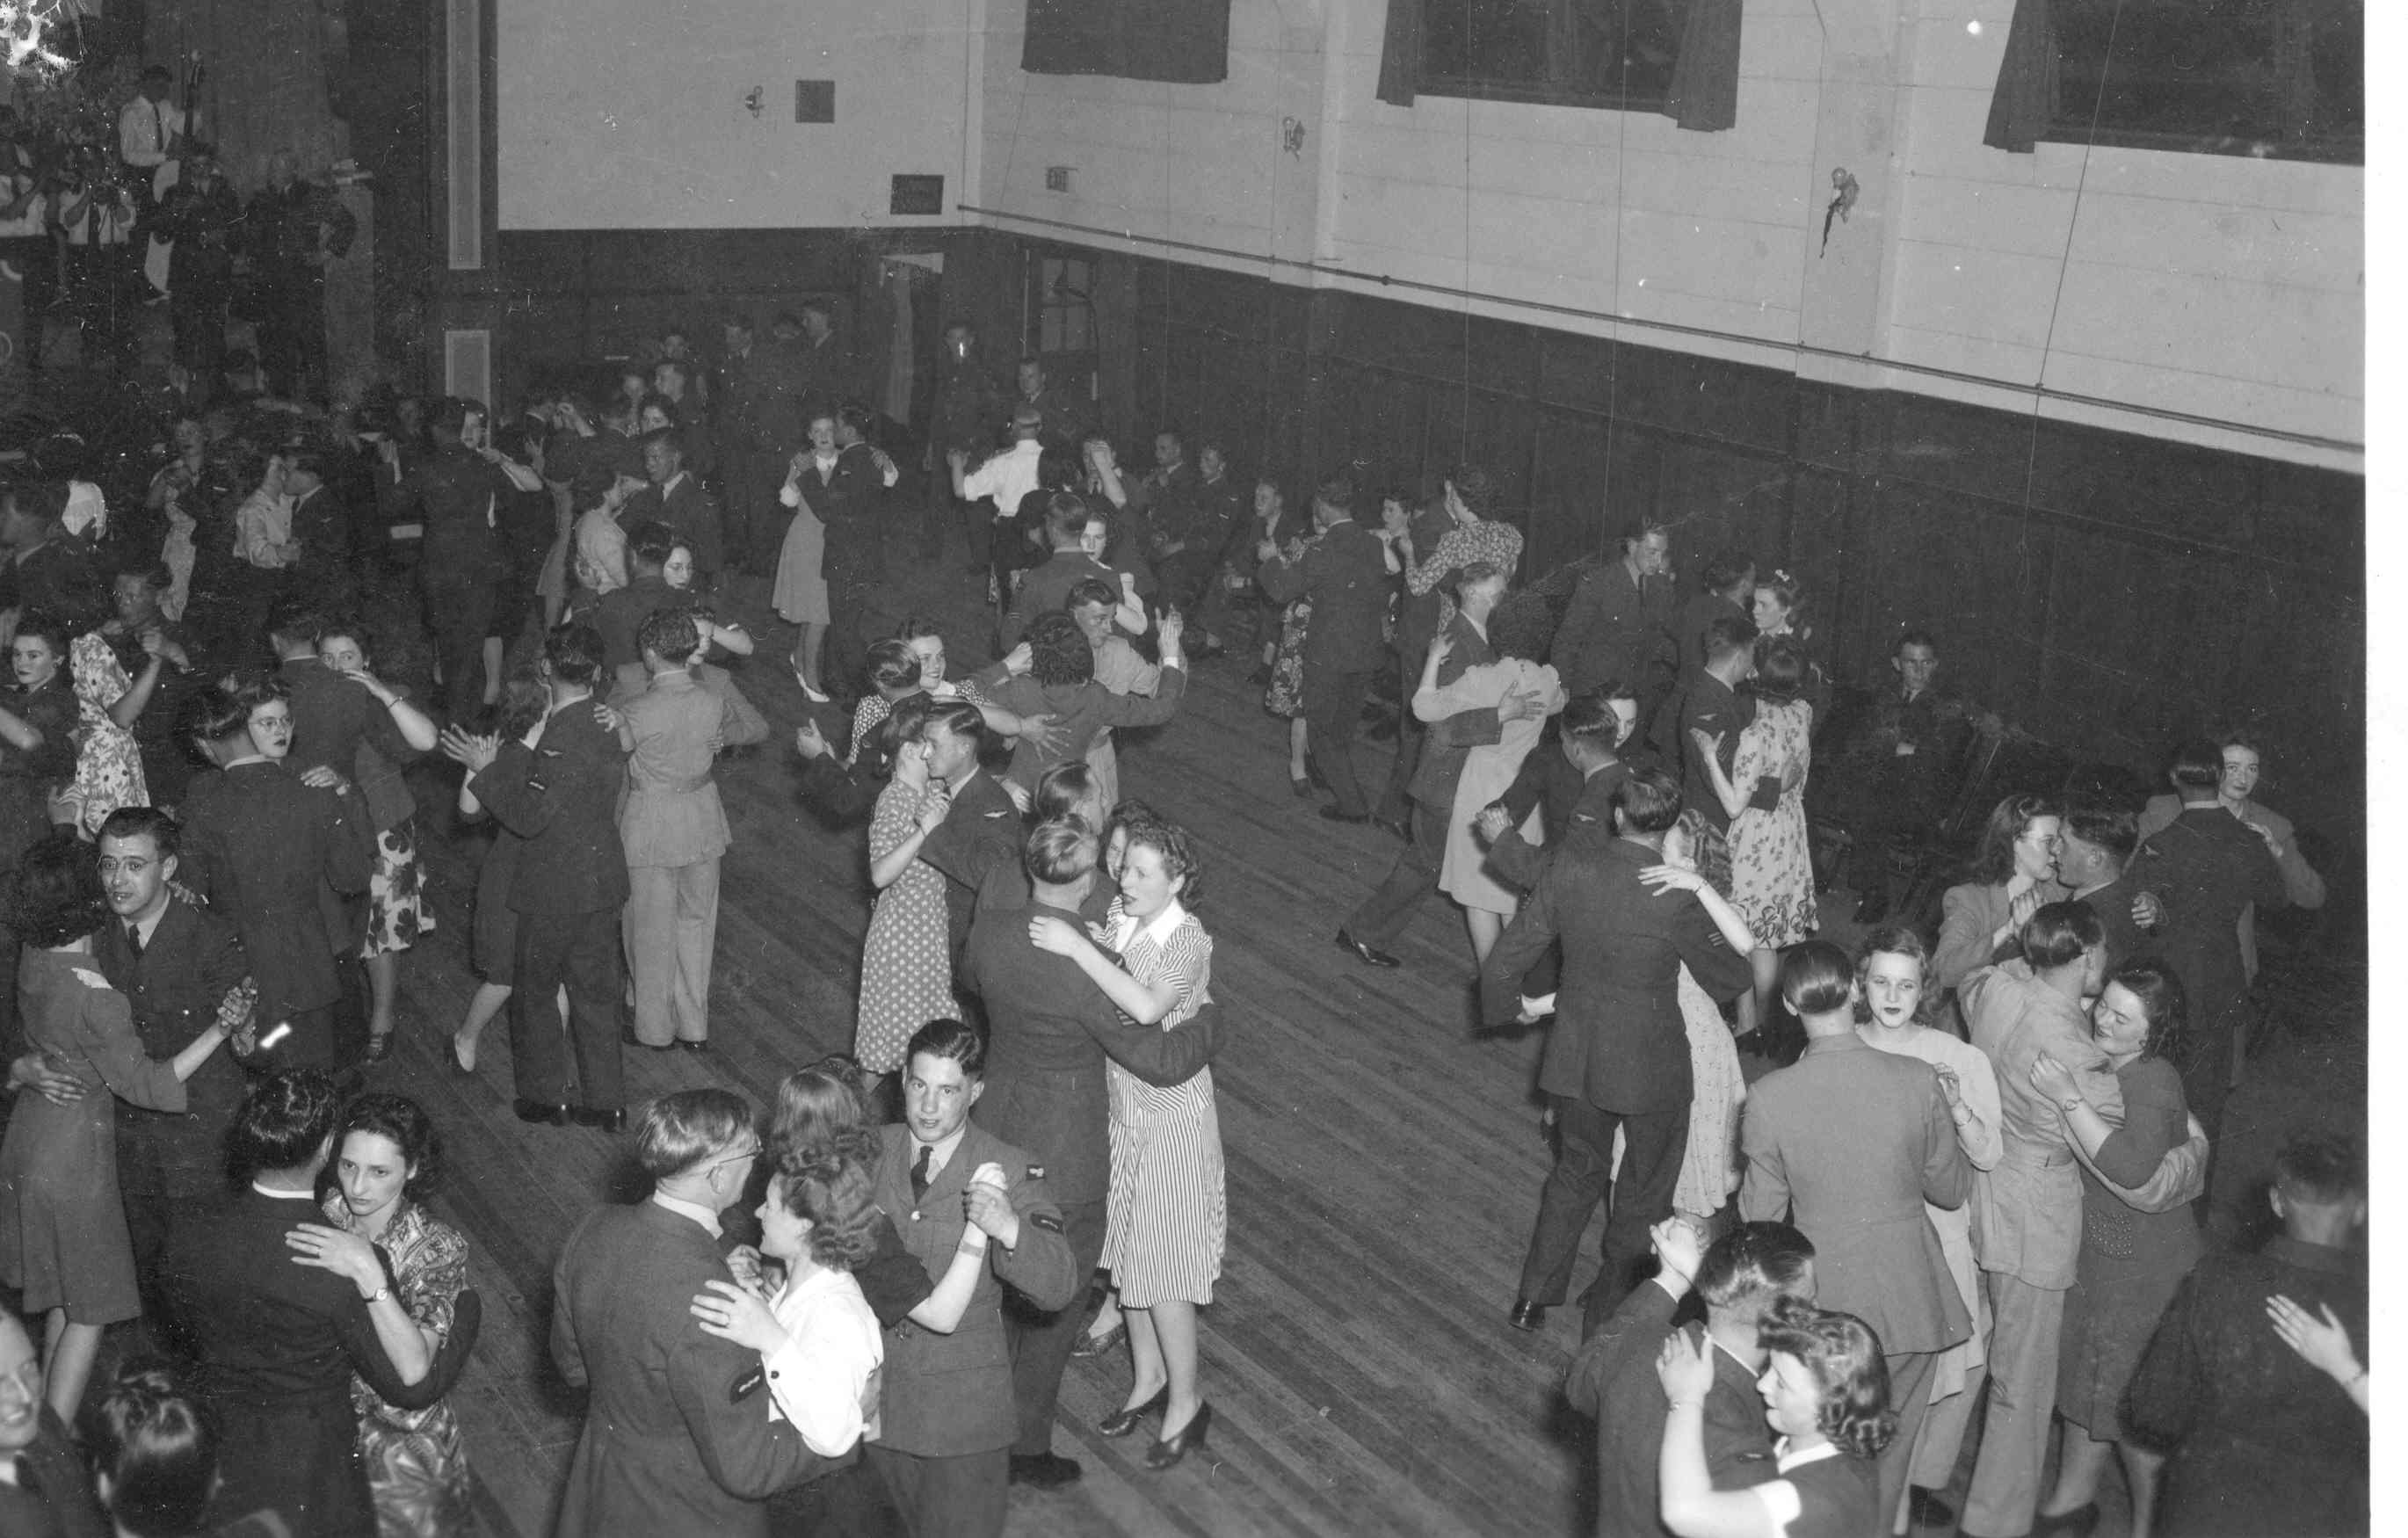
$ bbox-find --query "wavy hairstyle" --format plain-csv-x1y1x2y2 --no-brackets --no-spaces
1754,1295,1897,1461
1853,925,1937,1029
337,1092,445,1204
1967,793,2063,886
770,1149,884,1273
1112,806,1206,906
2097,958,2187,1063
770,1056,880,1166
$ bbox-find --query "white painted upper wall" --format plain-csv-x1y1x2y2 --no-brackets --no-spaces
498,0,980,231
976,0,2364,462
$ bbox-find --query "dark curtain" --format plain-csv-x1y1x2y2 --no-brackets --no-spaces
1661,0,1744,131
1023,0,1231,84
1376,0,1425,105
1982,0,2059,151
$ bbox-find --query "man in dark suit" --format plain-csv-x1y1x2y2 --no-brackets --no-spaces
2058,801,2163,973
177,678,373,1071
894,698,1029,972
1671,549,1755,680
551,1089,832,1537
1549,519,1676,703
868,1020,1081,1533
1256,479,1392,823
1336,565,1534,967
1371,490,1461,828
163,1070,475,1537
92,807,252,1316
955,818,1232,1490
1738,939,1973,1529
1812,628,1971,922
2123,1129,2367,1538
0,1303,109,1538
1000,495,1136,651
1652,613,1758,843
1565,1218,1815,1537
628,429,726,589
1483,686,1648,998
1480,768,1753,1336
2128,739,2289,1137
464,623,630,1128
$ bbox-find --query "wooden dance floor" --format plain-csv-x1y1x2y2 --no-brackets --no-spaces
390,564,1591,1538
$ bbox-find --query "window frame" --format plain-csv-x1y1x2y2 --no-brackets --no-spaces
1414,0,1681,114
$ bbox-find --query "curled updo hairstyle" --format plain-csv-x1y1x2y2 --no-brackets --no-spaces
1034,759,1106,829
1025,816,1099,885
1113,807,1206,906
770,1056,879,1166
497,670,551,741
1754,1296,1897,1461
866,639,924,697
8,829,109,947
1854,925,1936,1027
337,1092,444,1203
770,1150,883,1273
1753,634,1807,703
11,606,73,667
1026,612,1095,687
1777,940,1855,1017
227,1070,341,1187
1756,567,1806,625
627,519,679,569
2099,959,2187,1063
1969,793,2063,885
91,1361,221,1538
1487,593,1556,664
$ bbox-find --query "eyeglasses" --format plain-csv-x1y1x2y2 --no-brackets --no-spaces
704,1143,762,1178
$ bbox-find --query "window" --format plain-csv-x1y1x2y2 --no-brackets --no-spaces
2043,0,2361,163
1418,0,1682,110
1026,251,1098,406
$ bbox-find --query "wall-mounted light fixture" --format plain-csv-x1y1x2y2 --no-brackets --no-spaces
743,86,764,118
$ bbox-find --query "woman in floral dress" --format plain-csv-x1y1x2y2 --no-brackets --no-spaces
67,623,146,833
308,1093,472,1538
855,696,960,1077
1258,482,1320,794
1694,633,1817,1033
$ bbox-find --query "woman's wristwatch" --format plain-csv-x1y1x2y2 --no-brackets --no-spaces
361,1284,392,1305
2057,1094,2085,1114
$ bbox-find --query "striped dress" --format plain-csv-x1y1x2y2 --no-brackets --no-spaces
1097,897,1226,1307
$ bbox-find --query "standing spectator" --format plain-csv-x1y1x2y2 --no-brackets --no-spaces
0,831,239,1424
1011,356,1090,447
1812,629,1970,924
313,1094,474,1536
1955,903,2124,1538
716,315,796,577
2028,961,2203,1538
550,1090,833,1536
176,677,374,1071
1549,519,1677,705
1481,768,1753,1336
246,150,356,401
1255,480,1391,823
1738,940,1971,1531
91,806,253,1326
2128,739,2288,1139
457,624,628,1130
2123,1131,2367,1538
154,150,239,388
789,301,858,408
163,1070,475,1537
925,321,1007,567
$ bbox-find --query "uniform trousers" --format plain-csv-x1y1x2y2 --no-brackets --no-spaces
509,907,625,1110
1875,1349,1939,1534
823,531,886,700
1301,661,1374,819
1372,651,1426,826
1518,1093,1688,1338
256,272,328,399
1962,1272,2065,1537
721,446,785,576
1006,1195,1107,1459
425,577,497,724
1343,794,1448,947
622,856,720,1046
1907,1358,1984,1501
867,1443,1006,1538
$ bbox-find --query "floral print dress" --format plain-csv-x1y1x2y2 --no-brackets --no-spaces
67,631,145,834
323,1193,472,1538
1728,696,1817,947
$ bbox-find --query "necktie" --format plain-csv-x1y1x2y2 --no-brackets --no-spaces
910,1143,933,1201
125,922,143,959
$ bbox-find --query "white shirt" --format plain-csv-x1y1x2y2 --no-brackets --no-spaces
761,1266,883,1455
961,439,1043,521
117,98,187,169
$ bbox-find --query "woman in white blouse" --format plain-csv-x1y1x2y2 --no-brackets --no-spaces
689,1149,888,1457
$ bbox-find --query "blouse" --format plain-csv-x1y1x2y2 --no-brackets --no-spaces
760,1266,884,1457
233,489,297,569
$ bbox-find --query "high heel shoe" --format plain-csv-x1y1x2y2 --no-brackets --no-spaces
1145,1402,1211,1470
446,1034,476,1077
1098,1385,1166,1438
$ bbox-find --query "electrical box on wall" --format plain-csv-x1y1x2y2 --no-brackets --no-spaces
889,175,944,215
794,80,834,122
1045,165,1072,192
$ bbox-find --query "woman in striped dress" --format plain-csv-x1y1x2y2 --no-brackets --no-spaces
1028,806,1222,1469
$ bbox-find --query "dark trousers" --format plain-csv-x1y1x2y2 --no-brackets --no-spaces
256,273,327,400
1345,794,1448,948
169,283,227,380
509,907,625,1109
1517,1092,1688,1338
425,579,497,725
823,533,886,700
1006,1194,1107,1458
722,446,784,575
867,1444,1006,1538
1302,661,1374,818
1374,650,1424,824
2180,993,2245,1140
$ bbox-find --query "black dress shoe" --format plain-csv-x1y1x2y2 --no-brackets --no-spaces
513,1099,569,1126
673,1038,707,1053
1317,807,1369,824
569,1106,627,1133
1508,1300,1546,1331
1144,1402,1211,1470
1099,1385,1167,1438
1906,1486,1958,1528
2027,1501,2100,1538
1333,929,1402,969
1006,1452,1083,1489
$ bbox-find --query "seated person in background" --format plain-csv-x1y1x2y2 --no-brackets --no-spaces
2123,1130,2367,1538
1567,1217,1816,1537
1811,629,1970,923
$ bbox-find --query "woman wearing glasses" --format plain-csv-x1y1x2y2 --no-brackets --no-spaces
1933,794,2069,998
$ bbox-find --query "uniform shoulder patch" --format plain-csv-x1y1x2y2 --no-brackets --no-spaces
1026,1164,1044,1179
1028,1211,1063,1234
729,1364,765,1403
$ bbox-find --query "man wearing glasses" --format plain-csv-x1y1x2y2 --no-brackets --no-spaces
551,1089,835,1537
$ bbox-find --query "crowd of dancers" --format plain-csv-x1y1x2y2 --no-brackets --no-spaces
0,285,2367,1538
